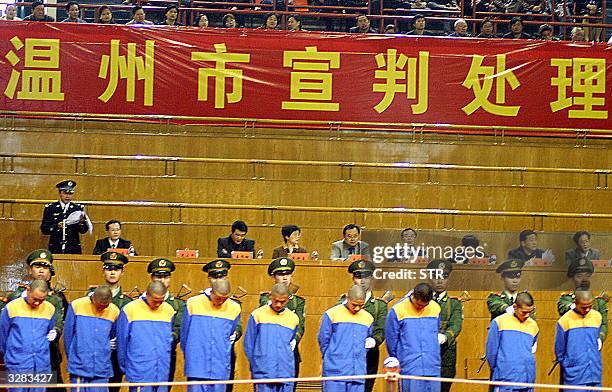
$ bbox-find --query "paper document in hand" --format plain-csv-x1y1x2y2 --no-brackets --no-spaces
66,210,94,234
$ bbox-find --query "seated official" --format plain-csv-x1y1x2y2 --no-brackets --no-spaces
565,231,602,267
272,225,311,259
389,228,425,262
507,229,553,263
93,220,136,255
217,220,259,258
331,224,370,261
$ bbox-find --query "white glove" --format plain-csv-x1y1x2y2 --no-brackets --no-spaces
505,305,515,314
438,333,447,345
47,329,58,342
256,249,264,259
229,332,237,344
365,337,376,349
290,339,296,351
531,342,538,354
310,250,319,260
383,357,400,368
598,338,602,351
110,338,117,350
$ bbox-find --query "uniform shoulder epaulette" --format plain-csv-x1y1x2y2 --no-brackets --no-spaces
18,283,28,288
259,291,270,297
45,202,54,207
293,294,305,301
488,291,502,297
560,291,574,297
1,296,8,303
88,285,99,289
596,293,609,303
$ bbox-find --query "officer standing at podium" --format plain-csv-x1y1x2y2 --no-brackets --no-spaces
40,180,89,254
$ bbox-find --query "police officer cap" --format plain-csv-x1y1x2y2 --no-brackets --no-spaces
495,259,524,276
203,259,231,274
56,180,77,193
26,249,54,267
567,258,594,277
101,251,129,266
148,258,175,276
268,257,295,276
347,260,375,276
426,259,453,277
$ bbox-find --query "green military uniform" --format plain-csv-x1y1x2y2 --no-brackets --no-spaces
428,260,463,392
148,258,183,387
259,257,306,387
487,259,537,320
340,260,387,392
203,259,243,392
557,258,608,342
8,249,67,392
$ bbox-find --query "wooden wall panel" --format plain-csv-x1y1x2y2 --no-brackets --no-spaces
13,257,609,392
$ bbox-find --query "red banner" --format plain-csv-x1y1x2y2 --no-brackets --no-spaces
0,22,610,131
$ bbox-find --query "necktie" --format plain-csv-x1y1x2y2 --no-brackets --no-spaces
111,244,116,249
348,247,355,255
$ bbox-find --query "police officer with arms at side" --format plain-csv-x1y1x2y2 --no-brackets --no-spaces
40,180,89,254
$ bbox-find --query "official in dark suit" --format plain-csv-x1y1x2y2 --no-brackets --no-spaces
93,220,137,255
217,220,256,258
40,180,89,254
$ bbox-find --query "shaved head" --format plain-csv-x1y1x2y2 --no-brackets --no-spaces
347,284,366,301
575,289,593,302
29,279,49,294
271,283,290,297
212,279,231,297
515,292,534,307
147,280,168,296
93,285,113,303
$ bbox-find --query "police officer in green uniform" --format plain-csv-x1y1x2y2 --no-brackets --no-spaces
487,259,525,320
427,259,463,392
203,259,243,392
7,249,67,392
86,251,132,392
148,258,184,387
259,257,305,389
558,258,608,342
340,260,387,392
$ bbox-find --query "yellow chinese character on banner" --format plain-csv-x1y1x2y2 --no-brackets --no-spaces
550,58,607,119
282,46,340,111
4,36,64,101
372,49,429,114
191,43,250,109
462,54,520,117
98,39,155,106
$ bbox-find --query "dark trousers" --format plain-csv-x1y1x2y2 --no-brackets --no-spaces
109,350,124,392
48,340,66,392
440,345,457,392
293,349,301,392
168,343,178,391
227,345,237,392
365,348,379,392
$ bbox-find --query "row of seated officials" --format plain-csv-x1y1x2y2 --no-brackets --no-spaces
84,219,608,267
2,1,609,42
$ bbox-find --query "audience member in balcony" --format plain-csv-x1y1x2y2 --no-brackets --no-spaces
474,0,505,13
126,5,153,25
565,231,602,267
217,220,263,258
405,14,434,35
502,17,532,39
287,14,304,31
507,229,554,264
195,13,208,27
476,17,497,37
447,19,470,37
570,26,586,41
331,224,371,261
537,23,558,39
23,0,55,22
580,0,602,41
222,13,237,28
349,14,377,33
97,5,114,23
259,12,279,29
0,4,22,20
427,0,459,12
158,4,183,25
93,219,137,256
61,2,87,23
